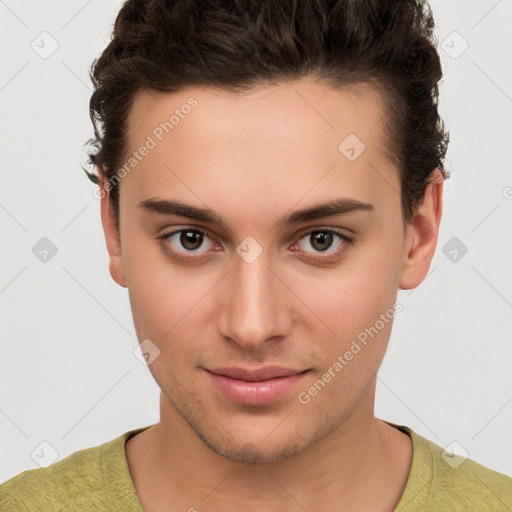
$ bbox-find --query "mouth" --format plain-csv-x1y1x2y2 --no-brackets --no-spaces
204,366,310,406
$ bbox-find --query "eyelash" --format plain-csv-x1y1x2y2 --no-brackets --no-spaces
157,226,355,263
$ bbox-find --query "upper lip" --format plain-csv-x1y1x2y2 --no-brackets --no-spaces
206,366,308,382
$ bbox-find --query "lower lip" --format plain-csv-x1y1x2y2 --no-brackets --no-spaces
206,370,308,406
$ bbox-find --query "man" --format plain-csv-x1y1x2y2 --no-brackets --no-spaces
1,0,511,510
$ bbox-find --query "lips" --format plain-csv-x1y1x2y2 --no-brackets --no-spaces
208,366,306,381
205,366,309,406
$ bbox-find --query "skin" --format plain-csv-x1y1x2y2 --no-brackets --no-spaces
99,76,443,511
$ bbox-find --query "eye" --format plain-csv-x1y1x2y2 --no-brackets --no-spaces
158,228,218,259
294,228,354,259
157,226,354,262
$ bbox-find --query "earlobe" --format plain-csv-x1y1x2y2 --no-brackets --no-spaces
99,178,127,288
399,169,444,290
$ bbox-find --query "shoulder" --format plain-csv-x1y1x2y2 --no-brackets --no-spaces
0,465,53,511
0,429,141,510
408,427,512,510
424,434,512,505
0,441,105,510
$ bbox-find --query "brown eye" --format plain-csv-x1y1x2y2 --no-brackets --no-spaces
309,231,334,252
159,228,217,257
297,230,345,254
180,230,204,251
295,228,354,261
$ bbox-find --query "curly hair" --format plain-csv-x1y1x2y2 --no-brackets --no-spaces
84,0,449,230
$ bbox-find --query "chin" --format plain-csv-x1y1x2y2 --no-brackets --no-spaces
197,430,311,465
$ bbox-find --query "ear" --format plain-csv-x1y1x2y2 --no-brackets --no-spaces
399,169,444,290
98,175,127,288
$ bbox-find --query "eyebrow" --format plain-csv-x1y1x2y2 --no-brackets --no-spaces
138,197,374,229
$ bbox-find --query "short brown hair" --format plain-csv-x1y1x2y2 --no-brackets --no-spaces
84,0,449,230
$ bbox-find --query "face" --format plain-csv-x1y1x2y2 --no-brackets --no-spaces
101,77,439,464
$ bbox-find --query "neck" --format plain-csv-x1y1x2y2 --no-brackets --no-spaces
126,384,413,511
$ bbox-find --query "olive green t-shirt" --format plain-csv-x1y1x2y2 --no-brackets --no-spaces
1,422,511,511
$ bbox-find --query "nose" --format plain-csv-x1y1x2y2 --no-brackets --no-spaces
217,248,292,352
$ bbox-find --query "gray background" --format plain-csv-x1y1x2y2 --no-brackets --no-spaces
1,0,511,483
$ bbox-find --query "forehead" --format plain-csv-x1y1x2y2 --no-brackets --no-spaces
127,78,388,153
121,78,400,227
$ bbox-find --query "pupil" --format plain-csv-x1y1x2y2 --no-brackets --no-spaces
312,232,332,252
181,230,202,250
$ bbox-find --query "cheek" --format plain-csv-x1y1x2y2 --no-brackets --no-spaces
303,279,396,373
123,238,194,340
124,245,222,374
289,238,402,389
294,278,397,413
126,267,207,391
298,247,401,342
127,268,202,341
